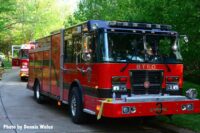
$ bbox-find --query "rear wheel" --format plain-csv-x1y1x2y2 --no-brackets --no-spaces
34,82,44,104
21,77,28,81
69,87,86,124
21,77,24,81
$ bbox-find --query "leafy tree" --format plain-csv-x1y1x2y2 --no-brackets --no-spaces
0,0,16,60
0,0,73,59
0,0,16,31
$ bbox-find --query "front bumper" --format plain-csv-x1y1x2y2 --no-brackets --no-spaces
19,69,29,77
98,95,200,118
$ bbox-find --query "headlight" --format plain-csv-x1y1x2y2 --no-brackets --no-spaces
122,107,130,114
181,105,187,111
130,107,136,113
22,65,27,68
112,85,127,92
166,84,179,91
181,104,193,111
186,104,193,110
113,86,120,91
122,106,136,114
112,76,127,92
22,62,28,68
186,88,198,99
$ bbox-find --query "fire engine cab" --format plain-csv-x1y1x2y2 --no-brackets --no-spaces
27,20,200,123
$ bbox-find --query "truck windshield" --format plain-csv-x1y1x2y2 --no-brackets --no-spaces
99,31,182,63
20,49,29,59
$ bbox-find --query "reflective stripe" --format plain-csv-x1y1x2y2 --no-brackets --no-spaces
97,98,113,120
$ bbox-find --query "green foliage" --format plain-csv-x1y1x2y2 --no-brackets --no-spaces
184,71,200,84
12,0,69,44
3,60,12,69
157,38,171,56
0,0,73,56
0,0,16,60
0,0,16,30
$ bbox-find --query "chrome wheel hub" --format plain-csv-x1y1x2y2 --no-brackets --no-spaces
71,95,77,116
36,85,40,99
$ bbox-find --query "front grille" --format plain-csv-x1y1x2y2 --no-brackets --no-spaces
130,70,163,94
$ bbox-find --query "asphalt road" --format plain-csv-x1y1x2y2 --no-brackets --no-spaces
0,69,195,133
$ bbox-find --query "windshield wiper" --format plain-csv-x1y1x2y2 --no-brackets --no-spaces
162,56,171,72
120,62,129,72
120,54,137,72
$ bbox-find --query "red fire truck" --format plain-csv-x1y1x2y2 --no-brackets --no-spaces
12,42,35,80
27,20,200,123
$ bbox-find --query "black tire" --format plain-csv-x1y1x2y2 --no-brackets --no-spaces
34,82,44,104
21,77,24,81
21,77,28,81
69,87,86,124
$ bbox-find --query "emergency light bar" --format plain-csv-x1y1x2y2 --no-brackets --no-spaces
21,44,36,49
21,44,30,49
108,21,172,30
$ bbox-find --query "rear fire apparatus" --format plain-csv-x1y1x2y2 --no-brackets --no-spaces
12,42,35,80
27,20,200,123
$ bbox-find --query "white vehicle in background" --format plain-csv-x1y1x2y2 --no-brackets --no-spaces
0,53,5,60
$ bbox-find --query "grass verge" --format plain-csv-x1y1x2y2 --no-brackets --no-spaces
158,81,200,132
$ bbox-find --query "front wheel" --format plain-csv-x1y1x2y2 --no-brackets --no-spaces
20,77,24,81
34,82,44,104
69,87,86,124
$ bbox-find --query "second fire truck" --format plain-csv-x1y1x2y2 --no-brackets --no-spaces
27,20,200,123
12,42,35,80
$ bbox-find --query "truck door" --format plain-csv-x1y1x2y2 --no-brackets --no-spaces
81,33,97,111
11,45,21,67
81,33,93,83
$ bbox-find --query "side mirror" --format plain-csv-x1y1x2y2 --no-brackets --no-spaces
184,36,189,43
82,52,91,62
180,35,189,43
82,35,92,62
